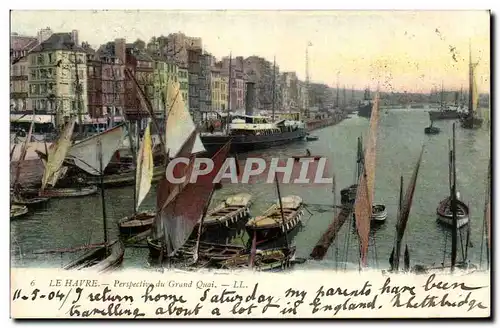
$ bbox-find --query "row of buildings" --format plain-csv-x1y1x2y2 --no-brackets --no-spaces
10,27,328,127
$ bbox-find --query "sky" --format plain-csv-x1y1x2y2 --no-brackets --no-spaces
11,10,490,93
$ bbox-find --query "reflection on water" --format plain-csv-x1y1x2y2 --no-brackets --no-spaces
10,109,491,270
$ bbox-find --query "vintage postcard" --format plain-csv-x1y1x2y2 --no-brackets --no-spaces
9,9,491,319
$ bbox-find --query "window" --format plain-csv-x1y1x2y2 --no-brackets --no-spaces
32,100,36,109
30,69,37,80
30,55,36,65
48,53,53,63
37,55,44,65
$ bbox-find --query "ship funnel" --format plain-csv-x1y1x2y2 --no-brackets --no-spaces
245,82,256,116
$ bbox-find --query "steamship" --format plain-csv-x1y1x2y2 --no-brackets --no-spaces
201,114,307,155
200,82,307,155
357,88,373,118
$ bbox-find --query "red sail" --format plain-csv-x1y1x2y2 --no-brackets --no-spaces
159,141,231,256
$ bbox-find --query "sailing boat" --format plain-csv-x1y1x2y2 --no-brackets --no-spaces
118,120,155,236
436,125,470,228
311,93,382,262
63,136,126,272
461,43,483,129
415,124,473,274
11,114,50,209
389,146,425,272
424,120,440,135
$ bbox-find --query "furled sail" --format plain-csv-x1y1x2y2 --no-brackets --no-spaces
355,93,380,267
472,64,480,115
163,80,205,158
40,117,76,191
13,118,35,188
159,141,231,257
391,146,425,271
135,121,154,210
67,124,126,175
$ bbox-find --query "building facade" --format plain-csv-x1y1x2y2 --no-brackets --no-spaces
28,32,88,128
152,56,169,112
10,34,38,112
178,65,189,112
211,68,228,112
221,56,246,112
124,44,154,119
244,56,277,111
95,39,126,121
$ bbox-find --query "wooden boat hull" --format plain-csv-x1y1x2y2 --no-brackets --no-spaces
11,196,50,209
24,186,98,198
436,197,470,228
221,247,299,272
147,237,245,263
306,136,319,141
10,204,28,219
371,204,387,222
246,208,304,244
118,210,155,236
63,240,125,273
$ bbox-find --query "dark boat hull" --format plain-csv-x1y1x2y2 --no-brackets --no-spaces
428,110,462,120
200,128,307,155
118,211,155,237
436,197,470,228
424,127,441,135
357,103,373,118
460,116,483,129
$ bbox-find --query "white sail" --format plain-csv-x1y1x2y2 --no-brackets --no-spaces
41,118,76,191
67,124,126,175
164,80,205,157
135,121,154,210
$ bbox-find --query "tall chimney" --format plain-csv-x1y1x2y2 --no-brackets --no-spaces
245,82,255,116
114,38,126,65
71,30,79,46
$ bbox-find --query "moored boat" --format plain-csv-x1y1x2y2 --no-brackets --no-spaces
25,185,98,198
219,246,299,272
436,196,470,228
424,126,441,134
63,240,125,273
246,195,304,244
11,193,50,209
85,165,164,188
200,193,252,228
306,135,319,141
371,204,387,222
10,204,28,219
118,210,155,237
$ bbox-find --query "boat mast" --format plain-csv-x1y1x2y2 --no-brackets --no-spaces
193,187,216,263
274,174,289,248
450,123,457,271
126,121,138,214
272,56,276,122
440,81,444,109
226,53,232,134
468,41,474,117
98,139,109,251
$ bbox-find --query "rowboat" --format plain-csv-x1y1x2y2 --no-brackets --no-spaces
220,246,300,272
245,195,304,244
10,204,28,219
371,204,387,222
118,210,155,237
63,240,125,273
306,135,319,141
436,196,470,228
201,193,252,228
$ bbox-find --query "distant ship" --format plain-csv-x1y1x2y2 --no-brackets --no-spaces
200,114,307,155
428,83,462,121
357,88,372,118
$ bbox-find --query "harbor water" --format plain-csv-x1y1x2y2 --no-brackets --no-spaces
10,108,491,271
